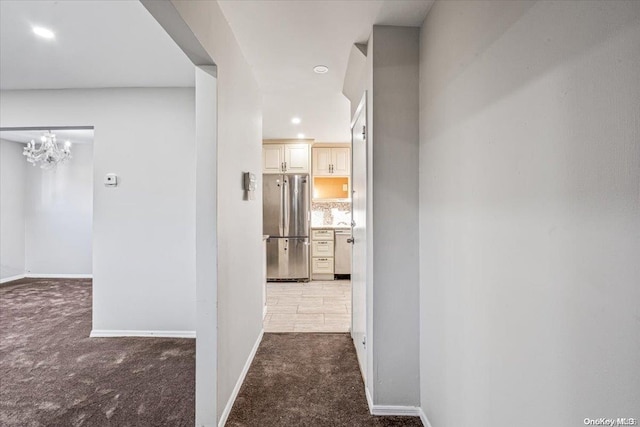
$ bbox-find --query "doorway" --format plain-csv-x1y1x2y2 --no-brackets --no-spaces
0,127,94,283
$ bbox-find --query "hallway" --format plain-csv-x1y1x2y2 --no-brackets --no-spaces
226,333,423,426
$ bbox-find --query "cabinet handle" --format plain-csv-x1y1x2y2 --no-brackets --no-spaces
281,162,284,171
284,161,287,171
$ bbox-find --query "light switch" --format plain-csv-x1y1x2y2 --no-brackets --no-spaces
104,173,118,187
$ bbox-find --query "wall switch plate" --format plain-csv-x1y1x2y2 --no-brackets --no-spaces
104,173,118,187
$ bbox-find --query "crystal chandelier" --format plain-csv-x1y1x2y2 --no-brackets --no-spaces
23,131,72,169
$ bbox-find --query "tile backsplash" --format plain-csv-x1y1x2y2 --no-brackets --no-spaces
311,201,351,227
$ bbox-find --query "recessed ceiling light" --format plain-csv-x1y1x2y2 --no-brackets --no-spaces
297,133,305,139
33,26,55,39
291,117,301,124
313,65,329,74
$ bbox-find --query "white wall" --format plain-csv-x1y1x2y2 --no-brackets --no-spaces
0,139,25,281
167,2,264,424
24,143,93,276
0,88,196,334
369,26,421,407
419,1,640,426
194,66,218,427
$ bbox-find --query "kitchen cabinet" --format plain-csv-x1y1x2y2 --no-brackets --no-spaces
263,143,309,174
311,228,335,280
263,145,285,173
284,144,309,173
312,147,350,176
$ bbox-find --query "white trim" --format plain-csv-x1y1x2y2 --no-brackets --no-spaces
365,386,373,413
370,405,422,417
26,274,93,279
218,329,264,427
419,408,434,427
365,388,422,419
90,329,196,338
0,274,26,284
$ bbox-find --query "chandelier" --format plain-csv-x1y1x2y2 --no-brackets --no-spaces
23,131,72,169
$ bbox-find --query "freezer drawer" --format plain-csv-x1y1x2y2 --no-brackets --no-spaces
312,257,334,274
311,240,334,257
266,237,309,280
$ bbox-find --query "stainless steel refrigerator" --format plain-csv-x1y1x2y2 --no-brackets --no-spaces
263,174,310,281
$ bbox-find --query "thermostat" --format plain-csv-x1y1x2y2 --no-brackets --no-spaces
104,173,118,187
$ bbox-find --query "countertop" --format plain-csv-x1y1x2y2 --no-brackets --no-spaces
311,225,350,230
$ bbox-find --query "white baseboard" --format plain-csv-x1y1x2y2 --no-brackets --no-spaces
370,405,422,417
218,329,264,427
366,388,422,419
0,274,26,284
365,386,374,413
90,329,196,338
419,407,434,427
26,274,93,279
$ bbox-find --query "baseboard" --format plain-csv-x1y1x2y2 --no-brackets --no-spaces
90,329,196,338
26,274,93,279
218,329,264,427
366,388,422,419
418,408,434,427
370,405,422,417
0,274,26,284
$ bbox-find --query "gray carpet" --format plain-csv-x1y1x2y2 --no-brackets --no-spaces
0,278,195,426
226,333,424,427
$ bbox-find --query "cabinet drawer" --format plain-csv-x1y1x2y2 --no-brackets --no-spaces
312,229,334,240
312,240,334,257
312,257,334,274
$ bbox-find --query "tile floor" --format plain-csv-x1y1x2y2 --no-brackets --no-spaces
264,280,351,332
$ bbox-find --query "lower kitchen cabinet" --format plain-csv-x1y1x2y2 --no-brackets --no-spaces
311,228,335,280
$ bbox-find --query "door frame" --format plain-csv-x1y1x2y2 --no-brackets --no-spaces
350,92,369,389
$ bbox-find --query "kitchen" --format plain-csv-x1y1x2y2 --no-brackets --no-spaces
262,139,352,332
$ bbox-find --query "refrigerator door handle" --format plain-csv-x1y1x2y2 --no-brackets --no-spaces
282,178,289,236
278,181,284,237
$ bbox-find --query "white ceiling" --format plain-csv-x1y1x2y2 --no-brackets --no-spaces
0,129,94,145
0,0,194,90
218,0,434,142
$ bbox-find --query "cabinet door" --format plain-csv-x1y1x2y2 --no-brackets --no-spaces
263,145,284,173
312,147,332,176
331,147,350,176
285,144,309,173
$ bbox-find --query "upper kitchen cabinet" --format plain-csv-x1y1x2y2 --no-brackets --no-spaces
312,147,350,176
284,144,309,173
263,144,285,173
263,142,310,174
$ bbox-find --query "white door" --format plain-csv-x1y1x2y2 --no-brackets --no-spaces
284,144,309,173
312,147,332,175
332,147,350,176
351,94,367,381
263,145,284,173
